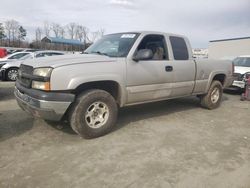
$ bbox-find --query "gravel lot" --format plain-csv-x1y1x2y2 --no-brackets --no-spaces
0,82,250,188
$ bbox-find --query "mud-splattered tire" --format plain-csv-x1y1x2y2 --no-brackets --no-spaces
200,81,223,109
69,89,118,138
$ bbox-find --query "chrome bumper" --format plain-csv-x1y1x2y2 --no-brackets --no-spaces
232,80,245,89
14,87,72,121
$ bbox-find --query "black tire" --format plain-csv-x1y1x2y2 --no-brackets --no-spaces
200,81,223,109
6,68,19,81
69,89,118,138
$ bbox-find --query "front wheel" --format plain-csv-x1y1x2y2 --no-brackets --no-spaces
200,81,223,109
6,68,19,81
69,89,118,138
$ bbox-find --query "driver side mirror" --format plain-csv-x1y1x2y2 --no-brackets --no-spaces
133,49,153,62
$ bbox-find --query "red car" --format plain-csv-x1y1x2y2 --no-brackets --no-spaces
0,48,7,58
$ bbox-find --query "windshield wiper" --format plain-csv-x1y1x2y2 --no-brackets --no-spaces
91,51,109,56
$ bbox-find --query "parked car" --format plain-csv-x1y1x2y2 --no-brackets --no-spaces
0,52,32,62
231,55,250,90
0,48,7,58
0,51,65,81
15,31,234,138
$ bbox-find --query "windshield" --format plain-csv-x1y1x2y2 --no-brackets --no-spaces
85,33,139,57
233,57,250,67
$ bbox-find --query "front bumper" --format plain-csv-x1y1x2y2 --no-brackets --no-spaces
232,80,245,89
14,83,75,121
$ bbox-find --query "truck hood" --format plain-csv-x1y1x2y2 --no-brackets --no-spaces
234,66,250,75
22,54,116,68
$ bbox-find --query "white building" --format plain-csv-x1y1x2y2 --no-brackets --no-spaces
208,37,250,59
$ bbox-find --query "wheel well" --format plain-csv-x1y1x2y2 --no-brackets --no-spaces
73,81,121,105
213,74,226,86
6,67,19,71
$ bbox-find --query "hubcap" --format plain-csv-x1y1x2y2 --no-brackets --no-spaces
8,69,18,81
211,87,220,104
85,101,109,128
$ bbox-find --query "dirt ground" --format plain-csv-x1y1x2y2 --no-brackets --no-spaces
0,82,250,188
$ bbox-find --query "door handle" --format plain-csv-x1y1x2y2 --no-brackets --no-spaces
165,66,173,72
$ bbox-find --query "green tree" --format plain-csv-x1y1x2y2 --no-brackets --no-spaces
18,26,27,40
18,26,27,47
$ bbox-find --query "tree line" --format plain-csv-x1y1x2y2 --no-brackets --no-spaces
0,19,105,51
0,20,27,48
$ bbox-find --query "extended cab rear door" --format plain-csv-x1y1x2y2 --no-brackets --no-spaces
168,36,196,97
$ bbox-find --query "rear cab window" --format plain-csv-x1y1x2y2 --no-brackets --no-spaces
169,36,189,60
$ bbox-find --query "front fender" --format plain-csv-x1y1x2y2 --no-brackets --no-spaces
50,62,127,106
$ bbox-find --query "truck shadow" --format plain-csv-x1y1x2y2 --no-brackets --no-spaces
50,95,228,135
115,97,199,131
115,95,228,132
224,89,243,95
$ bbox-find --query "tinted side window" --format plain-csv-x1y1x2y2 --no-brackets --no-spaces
169,36,189,60
51,53,64,56
137,35,168,60
9,53,28,59
245,58,250,67
36,53,46,58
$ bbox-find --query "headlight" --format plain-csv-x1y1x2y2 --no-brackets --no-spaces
33,68,52,77
32,81,50,91
32,68,52,91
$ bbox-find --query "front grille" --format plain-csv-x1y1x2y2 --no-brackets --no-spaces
18,64,34,88
20,64,33,74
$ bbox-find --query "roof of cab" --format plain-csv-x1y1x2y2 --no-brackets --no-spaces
107,31,186,38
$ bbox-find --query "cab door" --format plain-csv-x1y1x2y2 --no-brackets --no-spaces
126,34,174,104
168,36,196,97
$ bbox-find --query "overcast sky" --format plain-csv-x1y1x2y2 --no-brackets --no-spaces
0,0,249,48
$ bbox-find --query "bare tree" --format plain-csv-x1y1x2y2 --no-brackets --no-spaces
5,20,19,46
83,27,90,43
52,23,61,37
90,28,105,43
76,25,85,42
35,27,42,41
44,21,51,37
99,28,105,37
0,23,5,45
90,31,99,43
67,22,77,39
59,26,65,38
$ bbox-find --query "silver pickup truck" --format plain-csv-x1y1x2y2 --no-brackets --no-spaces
15,31,234,138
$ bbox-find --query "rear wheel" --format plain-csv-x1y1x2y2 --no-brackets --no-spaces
69,89,118,138
200,81,223,109
6,68,19,81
